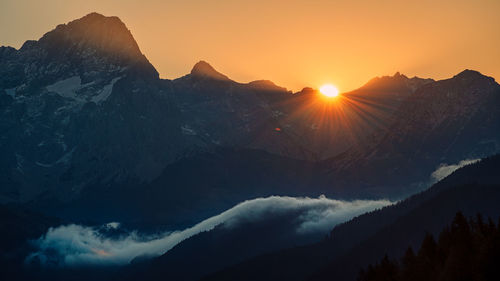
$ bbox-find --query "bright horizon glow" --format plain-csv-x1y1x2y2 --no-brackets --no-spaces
320,84,340,97
1,0,499,91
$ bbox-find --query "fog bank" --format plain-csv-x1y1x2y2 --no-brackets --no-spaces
27,195,391,266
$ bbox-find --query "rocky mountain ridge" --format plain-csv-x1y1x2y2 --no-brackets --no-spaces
1,13,498,223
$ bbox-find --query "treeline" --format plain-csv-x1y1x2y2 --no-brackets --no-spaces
358,212,500,281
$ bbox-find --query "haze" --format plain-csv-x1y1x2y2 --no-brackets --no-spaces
1,0,499,91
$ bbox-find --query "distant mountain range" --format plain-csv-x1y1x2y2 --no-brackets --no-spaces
1,12,499,226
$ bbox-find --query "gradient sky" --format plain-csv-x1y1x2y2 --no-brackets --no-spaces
1,0,499,91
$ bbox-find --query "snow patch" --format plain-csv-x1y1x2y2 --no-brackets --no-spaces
56,148,75,165
46,76,82,99
91,77,122,104
5,87,16,97
181,125,197,135
36,162,53,168
46,76,123,105
15,154,25,174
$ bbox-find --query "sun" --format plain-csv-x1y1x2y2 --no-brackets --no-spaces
319,84,339,97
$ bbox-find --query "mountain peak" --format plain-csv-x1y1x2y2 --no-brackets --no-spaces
447,69,498,89
35,13,143,63
347,72,434,98
392,71,407,78
80,12,114,21
361,72,412,90
296,87,317,95
21,12,159,78
190,61,230,81
453,69,486,80
247,80,288,92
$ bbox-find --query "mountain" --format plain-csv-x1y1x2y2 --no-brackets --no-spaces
271,72,434,160
0,13,438,221
2,12,499,228
190,60,230,81
168,65,428,162
309,167,500,280
0,12,157,87
323,70,500,197
203,154,500,281
0,12,173,204
140,206,329,281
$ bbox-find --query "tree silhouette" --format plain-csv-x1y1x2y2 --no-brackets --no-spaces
358,212,500,281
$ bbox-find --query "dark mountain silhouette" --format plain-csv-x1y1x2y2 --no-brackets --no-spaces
139,207,327,281
190,60,231,81
203,154,500,281
246,79,288,92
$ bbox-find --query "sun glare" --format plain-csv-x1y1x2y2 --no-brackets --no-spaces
319,84,339,97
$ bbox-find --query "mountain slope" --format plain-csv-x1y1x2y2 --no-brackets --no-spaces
310,185,500,281
357,212,500,281
32,148,320,226
202,154,500,281
140,208,329,281
324,70,500,197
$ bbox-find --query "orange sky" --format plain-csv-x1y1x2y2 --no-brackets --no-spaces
1,0,499,92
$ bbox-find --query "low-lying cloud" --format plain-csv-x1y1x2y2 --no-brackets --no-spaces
26,195,391,266
431,158,480,182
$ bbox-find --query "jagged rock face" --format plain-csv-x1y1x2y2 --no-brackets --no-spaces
0,73,186,203
1,13,157,90
169,71,316,161
0,13,175,202
376,70,500,160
